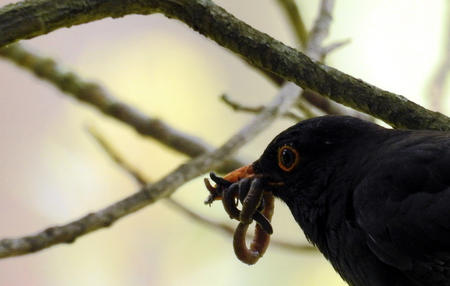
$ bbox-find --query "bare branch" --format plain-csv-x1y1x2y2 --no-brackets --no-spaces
0,0,448,129
321,38,352,59
0,44,243,173
166,199,316,252
221,94,305,121
429,2,450,111
295,99,320,119
274,0,369,120
306,0,335,61
0,82,301,258
88,126,315,252
300,0,368,119
87,126,148,185
221,94,265,113
301,89,339,114
276,0,308,48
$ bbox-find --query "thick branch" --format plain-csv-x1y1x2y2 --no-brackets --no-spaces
0,82,300,258
1,0,448,129
0,44,243,173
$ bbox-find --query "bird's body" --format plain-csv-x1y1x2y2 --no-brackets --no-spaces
251,116,450,286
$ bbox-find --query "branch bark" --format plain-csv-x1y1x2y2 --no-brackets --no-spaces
1,0,447,129
0,82,301,258
87,126,316,252
0,44,243,173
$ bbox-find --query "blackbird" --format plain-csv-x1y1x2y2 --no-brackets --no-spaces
224,115,450,286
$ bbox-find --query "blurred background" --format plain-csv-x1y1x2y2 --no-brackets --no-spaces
0,0,448,285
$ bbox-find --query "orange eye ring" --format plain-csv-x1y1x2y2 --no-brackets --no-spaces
277,145,299,172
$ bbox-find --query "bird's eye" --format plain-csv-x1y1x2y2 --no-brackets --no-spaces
277,145,299,172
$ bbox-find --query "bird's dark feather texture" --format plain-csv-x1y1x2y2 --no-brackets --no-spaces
253,115,450,286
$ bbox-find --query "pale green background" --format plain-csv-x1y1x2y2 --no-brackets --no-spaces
0,0,448,285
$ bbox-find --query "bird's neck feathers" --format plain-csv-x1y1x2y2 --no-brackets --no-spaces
284,143,369,258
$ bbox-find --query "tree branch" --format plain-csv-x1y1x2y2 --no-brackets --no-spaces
306,0,335,61
87,125,316,252
321,39,352,59
276,0,308,49
87,126,149,186
0,43,243,173
1,0,448,129
279,0,368,121
273,0,361,120
298,0,370,120
221,94,306,121
0,82,301,258
166,199,316,252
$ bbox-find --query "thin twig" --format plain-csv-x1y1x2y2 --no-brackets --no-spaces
306,0,335,61
87,126,148,186
296,99,319,119
221,94,264,113
275,0,362,118
300,0,371,120
276,0,308,49
302,0,346,115
321,38,352,60
167,199,315,252
0,82,301,258
429,2,450,112
88,126,315,252
0,44,243,173
221,94,305,121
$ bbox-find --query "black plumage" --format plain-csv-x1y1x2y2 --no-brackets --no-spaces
251,115,450,286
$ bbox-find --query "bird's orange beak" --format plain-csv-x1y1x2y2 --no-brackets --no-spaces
223,164,255,183
204,164,256,204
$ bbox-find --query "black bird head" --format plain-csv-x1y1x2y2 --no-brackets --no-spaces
226,115,385,246
254,115,382,196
